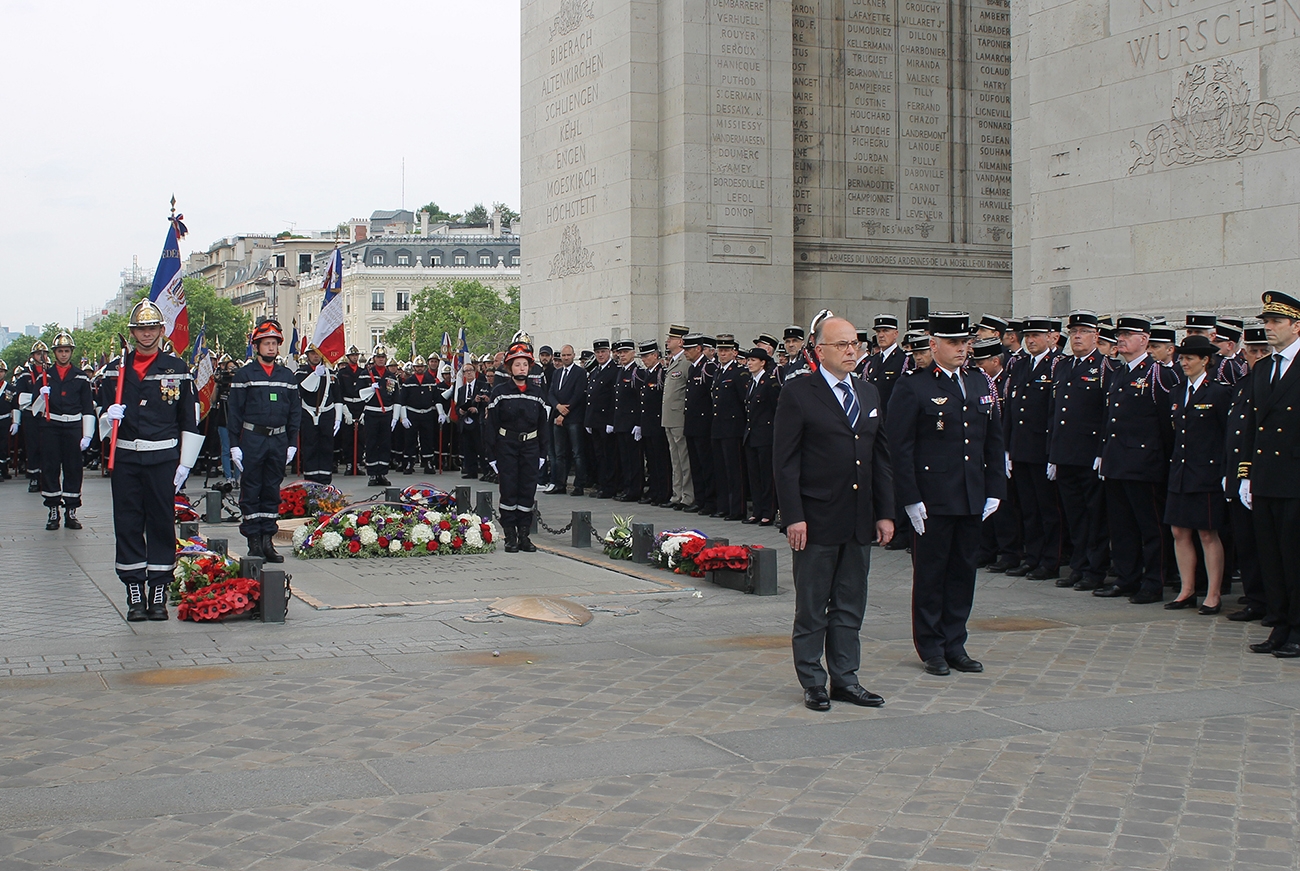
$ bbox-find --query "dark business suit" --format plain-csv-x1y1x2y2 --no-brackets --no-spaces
888,365,1006,662
548,363,588,492
743,368,780,521
773,371,893,691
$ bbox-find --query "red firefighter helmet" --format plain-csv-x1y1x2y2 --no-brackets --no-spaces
249,319,285,345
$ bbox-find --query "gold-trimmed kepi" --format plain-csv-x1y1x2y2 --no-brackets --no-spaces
1259,290,1300,321
128,299,165,328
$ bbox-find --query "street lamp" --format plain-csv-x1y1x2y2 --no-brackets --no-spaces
254,266,296,322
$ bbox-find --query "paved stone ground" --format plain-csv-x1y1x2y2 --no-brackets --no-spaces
0,472,1297,870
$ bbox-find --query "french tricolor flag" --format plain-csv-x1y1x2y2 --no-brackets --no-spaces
148,204,190,355
310,247,346,363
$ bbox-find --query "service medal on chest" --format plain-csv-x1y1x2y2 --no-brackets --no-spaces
936,419,945,431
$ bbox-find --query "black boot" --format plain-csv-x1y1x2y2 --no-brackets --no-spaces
517,518,537,553
46,506,60,530
504,526,519,553
126,582,147,622
146,583,169,620
246,534,265,559
28,478,39,493
64,508,82,530
262,534,284,563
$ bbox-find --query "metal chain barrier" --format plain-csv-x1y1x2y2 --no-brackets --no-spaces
532,508,602,541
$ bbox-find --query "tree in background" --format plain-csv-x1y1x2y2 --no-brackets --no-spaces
182,277,252,360
492,202,520,226
414,201,518,228
384,279,520,362
418,202,461,223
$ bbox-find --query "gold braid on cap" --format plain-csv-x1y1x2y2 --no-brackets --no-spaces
1261,293,1300,320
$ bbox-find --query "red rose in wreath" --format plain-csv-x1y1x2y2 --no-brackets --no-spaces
348,540,361,554
426,540,438,552
452,536,463,549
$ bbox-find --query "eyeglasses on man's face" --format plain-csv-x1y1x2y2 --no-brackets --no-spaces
817,340,861,353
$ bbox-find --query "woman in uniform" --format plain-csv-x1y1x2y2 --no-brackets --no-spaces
486,340,550,554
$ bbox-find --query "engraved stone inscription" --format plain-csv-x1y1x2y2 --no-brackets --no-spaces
540,16,605,229
710,0,773,227
967,0,1011,242
792,1,821,235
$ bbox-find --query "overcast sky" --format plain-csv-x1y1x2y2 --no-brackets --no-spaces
0,0,521,329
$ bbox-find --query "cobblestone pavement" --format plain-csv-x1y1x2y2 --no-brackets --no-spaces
0,473,1297,870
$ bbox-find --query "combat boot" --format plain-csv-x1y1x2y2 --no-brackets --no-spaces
146,583,169,620
504,526,519,553
517,523,537,553
28,478,39,493
245,534,265,559
126,582,147,622
45,506,60,530
64,508,83,530
262,534,284,563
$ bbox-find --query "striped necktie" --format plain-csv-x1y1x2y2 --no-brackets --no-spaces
837,381,860,428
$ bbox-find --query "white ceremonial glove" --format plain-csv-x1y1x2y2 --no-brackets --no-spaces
539,457,546,469
905,502,927,536
390,416,399,431
585,426,592,434
1004,452,1013,477
1221,477,1227,495
342,407,354,425
286,446,297,466
333,416,342,436
173,465,190,492
402,417,412,429
438,409,448,425
230,447,244,472
1093,456,1104,480
605,425,614,434
315,364,328,376
107,404,126,422
79,436,92,451
1239,479,1252,510
8,423,17,436
633,426,642,441
1046,463,1057,481
982,497,1001,521
39,385,51,397
490,460,499,474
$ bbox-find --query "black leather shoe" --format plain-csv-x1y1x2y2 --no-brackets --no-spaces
504,528,519,553
758,519,774,527
1093,584,1133,598
1250,630,1288,654
725,514,745,522
984,560,1017,573
803,686,830,711
1027,566,1060,581
923,656,950,676
571,489,585,497
1227,606,1265,622
1197,602,1222,616
1004,562,1033,577
742,516,759,524
829,684,884,707
946,653,984,673
1129,590,1163,605
1073,578,1103,591
671,502,685,510
1054,576,1076,588
637,496,652,504
1272,641,1300,658
681,503,700,513
1164,596,1198,610
461,472,478,479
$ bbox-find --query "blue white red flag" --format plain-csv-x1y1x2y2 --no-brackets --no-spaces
289,319,300,356
147,207,190,355
310,248,346,363
192,326,216,420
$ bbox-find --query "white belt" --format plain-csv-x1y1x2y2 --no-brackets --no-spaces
116,438,179,452
49,413,82,423
405,407,433,415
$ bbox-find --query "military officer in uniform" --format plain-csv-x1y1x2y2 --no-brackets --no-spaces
741,346,781,525
1239,290,1300,657
336,346,366,475
1224,325,1270,622
888,312,1005,676
357,346,400,486
585,339,619,498
660,325,694,508
295,345,342,484
398,356,447,474
863,315,905,414
1214,320,1248,384
36,332,95,530
1048,311,1112,590
683,334,716,514
1003,316,1064,579
1094,315,1178,604
972,337,1022,572
779,326,811,381
101,301,202,621
637,340,672,506
711,335,747,520
611,339,644,501
227,320,301,563
485,340,550,554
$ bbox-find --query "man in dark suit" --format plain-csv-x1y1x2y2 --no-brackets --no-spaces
1240,290,1300,657
1224,326,1270,622
887,312,1006,676
774,315,895,712
453,362,487,479
547,344,588,495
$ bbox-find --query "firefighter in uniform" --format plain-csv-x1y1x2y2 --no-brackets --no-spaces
486,340,551,554
295,346,342,484
399,356,447,474
779,326,811,382
336,346,365,475
711,335,747,520
638,340,673,506
357,346,400,486
37,332,95,530
0,360,13,480
585,339,619,498
611,339,644,501
14,341,51,492
683,334,717,514
863,315,905,414
227,320,301,562
101,301,202,621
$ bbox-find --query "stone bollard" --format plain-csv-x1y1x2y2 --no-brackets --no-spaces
178,521,199,540
475,490,494,521
260,568,287,623
748,546,778,596
384,487,401,503
208,538,228,556
631,523,655,563
205,490,223,524
571,511,592,548
239,555,265,582
454,486,471,513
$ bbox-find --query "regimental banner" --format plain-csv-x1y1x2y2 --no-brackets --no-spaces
148,206,190,355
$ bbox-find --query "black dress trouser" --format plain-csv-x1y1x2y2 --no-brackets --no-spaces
792,540,871,689
299,411,334,484
1253,495,1300,638
112,457,175,589
238,430,287,538
911,514,981,661
1057,464,1108,581
1106,478,1168,596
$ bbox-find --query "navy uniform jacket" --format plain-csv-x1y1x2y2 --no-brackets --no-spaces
612,363,641,433
1224,369,1254,501
584,360,617,430
887,364,1007,515
863,345,906,414
295,363,342,424
42,364,95,434
773,371,894,544
336,363,365,417
683,357,716,439
357,366,401,415
1168,376,1231,494
1005,350,1060,463
1099,355,1177,483
711,361,747,439
779,356,811,383
484,380,550,454
1048,349,1110,466
743,369,781,447
639,363,664,429
99,350,201,467
226,361,301,449
1239,351,1300,498
1212,352,1244,387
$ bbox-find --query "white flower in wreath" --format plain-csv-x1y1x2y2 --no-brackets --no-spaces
389,539,403,553
464,526,483,548
410,523,433,544
661,537,684,555
292,525,311,547
339,514,356,528
358,526,379,546
320,531,344,552
439,530,452,545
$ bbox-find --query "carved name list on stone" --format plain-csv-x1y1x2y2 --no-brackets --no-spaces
540,3,605,240
710,0,773,228
968,0,1011,242
792,1,820,236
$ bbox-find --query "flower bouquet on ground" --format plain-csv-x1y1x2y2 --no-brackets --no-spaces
650,529,708,573
695,544,757,573
278,482,347,519
175,494,199,523
176,577,261,622
294,503,500,558
400,484,455,511
601,514,634,560
170,544,242,604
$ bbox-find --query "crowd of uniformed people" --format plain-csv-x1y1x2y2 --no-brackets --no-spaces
3,289,1299,659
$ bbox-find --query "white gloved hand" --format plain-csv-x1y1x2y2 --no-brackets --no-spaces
633,426,642,441
401,417,412,429
438,409,448,425
1239,479,1252,510
1046,463,1057,481
230,447,244,472
315,364,328,376
107,404,126,422
390,417,399,431
333,416,342,436
539,457,546,469
1092,456,1102,472
1004,452,1013,477
8,423,17,436
982,497,1001,521
605,425,614,434
489,461,499,474
286,446,297,466
905,502,927,536
173,465,190,492
79,436,92,451
342,407,354,425
585,426,592,434
39,385,51,397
